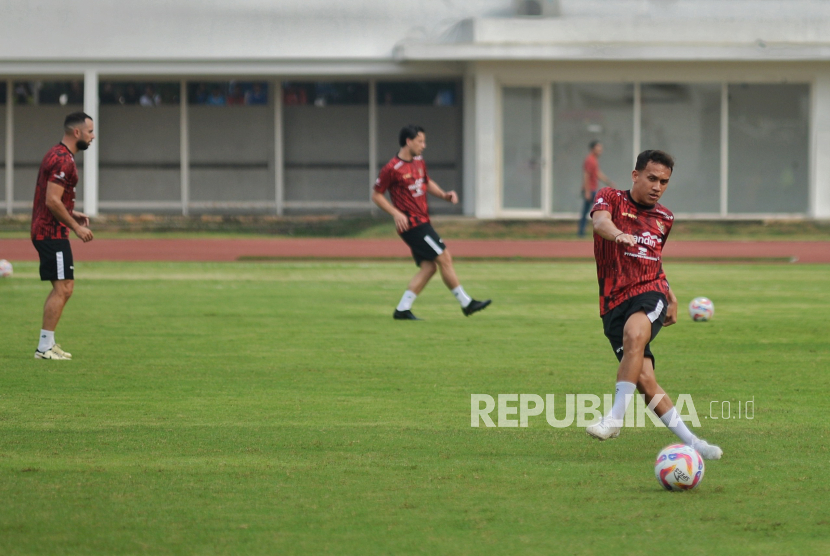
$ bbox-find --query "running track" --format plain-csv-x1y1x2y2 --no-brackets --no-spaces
2,238,830,263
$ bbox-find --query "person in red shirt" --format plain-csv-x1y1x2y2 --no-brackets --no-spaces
585,150,722,460
372,125,490,320
578,140,615,237
31,112,95,360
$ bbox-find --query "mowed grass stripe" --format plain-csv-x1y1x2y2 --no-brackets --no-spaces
1,262,828,555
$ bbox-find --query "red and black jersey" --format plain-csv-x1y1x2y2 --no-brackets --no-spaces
374,155,431,230
31,143,78,240
590,187,674,316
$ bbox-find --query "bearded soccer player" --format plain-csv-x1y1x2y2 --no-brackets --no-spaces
585,150,722,460
31,112,95,360
372,125,490,320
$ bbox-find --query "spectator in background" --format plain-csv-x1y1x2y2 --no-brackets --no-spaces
206,86,226,106
245,83,268,105
67,81,84,105
100,83,118,105
283,85,307,105
15,83,34,105
579,140,615,237
140,85,161,107
121,84,140,105
227,83,245,106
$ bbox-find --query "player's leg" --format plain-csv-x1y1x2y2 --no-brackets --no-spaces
637,359,723,459
434,249,491,316
407,260,437,295
587,309,652,439
36,279,73,359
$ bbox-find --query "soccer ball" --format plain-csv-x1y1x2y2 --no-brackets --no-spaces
689,297,714,321
654,444,705,491
0,259,12,278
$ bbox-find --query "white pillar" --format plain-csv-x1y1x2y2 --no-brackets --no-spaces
462,73,476,216
83,70,99,216
632,82,641,164
811,74,830,218
180,80,189,216
720,83,729,216
368,78,378,211
273,80,284,216
474,70,498,218
5,80,12,215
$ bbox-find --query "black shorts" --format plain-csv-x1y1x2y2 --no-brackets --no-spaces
602,291,667,367
32,239,74,281
400,223,446,266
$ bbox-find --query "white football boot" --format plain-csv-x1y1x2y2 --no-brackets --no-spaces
586,418,621,441
691,438,723,460
50,344,72,359
34,346,70,360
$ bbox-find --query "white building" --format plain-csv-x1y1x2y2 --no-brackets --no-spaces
2,0,830,219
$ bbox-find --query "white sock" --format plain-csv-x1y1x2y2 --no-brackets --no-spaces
396,290,417,311
452,285,472,308
609,381,637,425
660,407,698,445
38,329,55,352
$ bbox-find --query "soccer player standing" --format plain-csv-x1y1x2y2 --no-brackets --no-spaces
585,150,722,460
372,125,490,320
31,112,95,360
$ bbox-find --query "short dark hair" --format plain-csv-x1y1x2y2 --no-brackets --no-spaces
64,112,92,133
635,149,674,173
399,125,425,147
589,140,601,150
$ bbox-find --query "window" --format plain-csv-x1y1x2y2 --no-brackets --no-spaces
552,83,634,213
728,84,809,213
641,84,721,213
188,82,269,106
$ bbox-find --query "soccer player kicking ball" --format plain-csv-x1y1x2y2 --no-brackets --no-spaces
585,150,722,460
372,125,490,320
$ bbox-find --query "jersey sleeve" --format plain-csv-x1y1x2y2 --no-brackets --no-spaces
374,164,392,194
589,187,614,216
47,154,73,189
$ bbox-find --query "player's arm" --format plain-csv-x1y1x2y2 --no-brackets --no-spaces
426,179,458,204
664,286,678,326
591,210,635,246
45,182,93,242
371,190,410,233
597,169,615,188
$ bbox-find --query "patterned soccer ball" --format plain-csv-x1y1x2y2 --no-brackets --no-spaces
0,259,12,278
654,444,705,491
689,297,714,321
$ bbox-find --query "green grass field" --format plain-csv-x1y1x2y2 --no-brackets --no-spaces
1,261,828,555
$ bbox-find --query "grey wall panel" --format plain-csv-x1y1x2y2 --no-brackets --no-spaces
284,106,369,164
99,169,181,202
285,168,369,202
14,105,84,164
376,106,461,164
100,106,180,164
190,106,271,164
189,168,272,201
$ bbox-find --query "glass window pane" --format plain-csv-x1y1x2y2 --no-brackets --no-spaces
101,81,180,106
502,87,542,210
641,83,721,213
728,84,809,213
282,82,368,106
14,81,83,106
553,83,634,213
377,81,458,106
188,82,268,106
